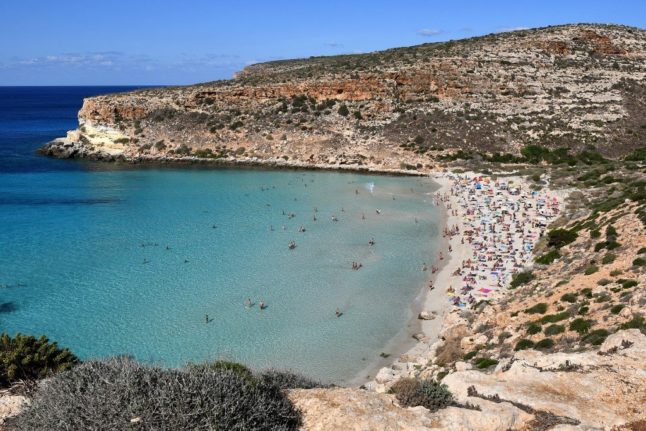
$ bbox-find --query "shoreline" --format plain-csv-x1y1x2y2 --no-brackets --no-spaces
346,177,449,386
359,174,457,389
365,171,565,391
38,141,428,177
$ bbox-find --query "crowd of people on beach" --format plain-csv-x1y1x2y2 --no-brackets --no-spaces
436,174,561,308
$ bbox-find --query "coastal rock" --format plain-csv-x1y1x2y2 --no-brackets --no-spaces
418,311,436,320
0,395,28,425
454,361,472,372
412,333,426,341
288,388,534,431
598,328,646,358
42,25,646,169
374,367,398,384
442,330,646,429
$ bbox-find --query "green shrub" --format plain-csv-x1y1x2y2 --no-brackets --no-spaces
610,304,625,315
607,241,621,250
578,306,589,315
584,265,599,275
514,339,535,351
535,250,560,265
637,247,646,254
590,229,601,239
527,323,542,335
602,253,616,265
525,302,548,314
174,144,191,155
390,378,455,412
540,311,570,324
597,278,611,286
620,314,646,335
353,110,362,120
610,269,622,276
620,279,638,289
595,241,621,252
535,338,554,350
581,288,593,298
229,120,244,130
633,257,646,266
463,351,478,360
474,358,498,369
10,358,302,430
581,329,610,345
544,324,565,336
561,293,577,303
337,104,349,116
511,271,534,288
595,294,611,303
547,229,577,248
570,318,592,334
0,333,78,388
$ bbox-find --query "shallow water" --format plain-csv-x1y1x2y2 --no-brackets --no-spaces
0,87,441,383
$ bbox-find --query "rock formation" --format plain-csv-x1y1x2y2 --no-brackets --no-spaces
40,24,646,172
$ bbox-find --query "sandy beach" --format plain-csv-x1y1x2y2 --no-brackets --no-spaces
365,171,564,391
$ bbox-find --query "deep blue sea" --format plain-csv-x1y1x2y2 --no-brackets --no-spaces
0,87,441,383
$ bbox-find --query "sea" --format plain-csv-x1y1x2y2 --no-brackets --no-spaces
0,87,442,383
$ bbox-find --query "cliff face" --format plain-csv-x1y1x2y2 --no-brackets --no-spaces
41,24,646,170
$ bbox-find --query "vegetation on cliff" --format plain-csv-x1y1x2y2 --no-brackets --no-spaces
0,333,78,390
43,24,646,172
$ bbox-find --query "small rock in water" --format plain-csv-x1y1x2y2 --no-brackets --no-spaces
418,311,436,320
412,332,426,341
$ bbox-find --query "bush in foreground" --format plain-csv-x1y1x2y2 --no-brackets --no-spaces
390,378,455,412
0,333,78,389
10,357,303,430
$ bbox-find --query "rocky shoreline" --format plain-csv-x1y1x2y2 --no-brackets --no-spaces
38,136,428,177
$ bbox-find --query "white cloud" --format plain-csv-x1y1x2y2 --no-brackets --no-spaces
3,51,247,74
417,28,442,37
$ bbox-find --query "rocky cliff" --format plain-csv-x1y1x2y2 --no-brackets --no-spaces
41,24,646,171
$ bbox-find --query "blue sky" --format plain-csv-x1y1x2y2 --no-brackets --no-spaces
1,0,644,85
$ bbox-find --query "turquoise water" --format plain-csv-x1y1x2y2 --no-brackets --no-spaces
0,87,442,383
0,168,440,382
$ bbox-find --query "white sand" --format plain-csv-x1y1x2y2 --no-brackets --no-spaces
364,171,564,390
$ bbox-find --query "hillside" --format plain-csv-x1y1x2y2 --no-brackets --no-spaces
10,22,645,431
41,23,646,170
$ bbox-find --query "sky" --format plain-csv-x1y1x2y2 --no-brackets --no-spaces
0,0,644,86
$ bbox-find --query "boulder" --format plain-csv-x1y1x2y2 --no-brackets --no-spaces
374,367,398,384
442,330,646,429
0,395,28,425
418,311,436,320
288,388,533,431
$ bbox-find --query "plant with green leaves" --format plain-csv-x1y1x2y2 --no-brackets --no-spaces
0,333,78,388
390,378,455,412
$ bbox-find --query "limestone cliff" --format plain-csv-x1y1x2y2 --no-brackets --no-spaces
41,24,646,171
